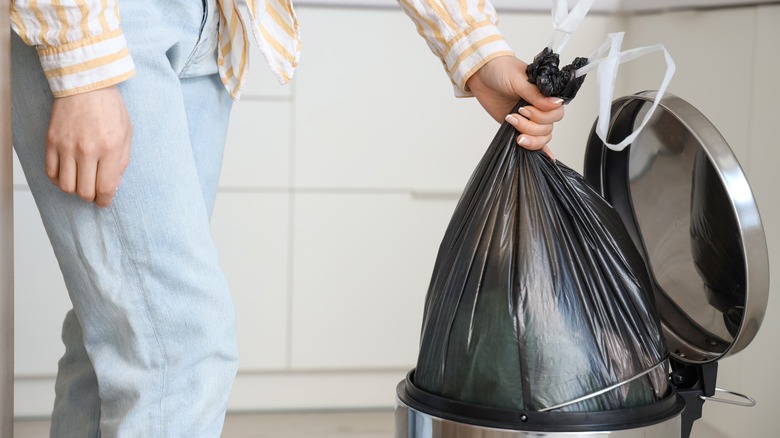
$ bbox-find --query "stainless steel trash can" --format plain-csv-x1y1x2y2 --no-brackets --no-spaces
395,91,769,438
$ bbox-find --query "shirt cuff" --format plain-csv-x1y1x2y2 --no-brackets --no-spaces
36,28,136,98
443,21,513,97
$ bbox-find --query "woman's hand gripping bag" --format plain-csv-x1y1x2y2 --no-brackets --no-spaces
414,49,670,413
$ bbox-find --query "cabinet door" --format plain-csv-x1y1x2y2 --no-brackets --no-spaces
14,190,70,376
290,192,458,369
293,7,496,191
717,5,780,438
621,8,754,161
239,39,294,99
12,150,25,186
220,101,292,189
211,192,290,371
749,5,780,191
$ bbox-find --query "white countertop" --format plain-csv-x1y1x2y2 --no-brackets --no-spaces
295,0,776,13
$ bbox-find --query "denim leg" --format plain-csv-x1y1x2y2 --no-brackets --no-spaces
51,310,101,437
180,73,233,219
10,32,103,438
12,0,238,435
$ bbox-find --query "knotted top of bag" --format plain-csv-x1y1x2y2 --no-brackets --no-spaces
526,47,588,102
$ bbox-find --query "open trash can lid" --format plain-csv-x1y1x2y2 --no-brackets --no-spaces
584,91,769,364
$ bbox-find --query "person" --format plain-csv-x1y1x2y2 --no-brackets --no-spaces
10,0,565,436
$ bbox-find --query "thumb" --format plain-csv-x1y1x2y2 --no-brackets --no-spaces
517,79,564,112
528,92,565,112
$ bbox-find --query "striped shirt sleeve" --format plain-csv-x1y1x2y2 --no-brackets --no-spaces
10,0,135,98
398,0,513,97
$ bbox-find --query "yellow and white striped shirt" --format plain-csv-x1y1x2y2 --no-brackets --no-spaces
10,0,512,99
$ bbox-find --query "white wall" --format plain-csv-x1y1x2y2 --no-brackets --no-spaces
12,3,779,438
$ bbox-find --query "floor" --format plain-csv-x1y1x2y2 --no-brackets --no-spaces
14,410,731,437
14,410,396,437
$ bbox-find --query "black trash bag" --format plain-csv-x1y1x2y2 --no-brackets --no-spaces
414,49,669,412
690,149,746,337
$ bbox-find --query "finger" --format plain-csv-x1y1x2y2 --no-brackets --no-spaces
524,91,565,112
94,156,122,208
120,140,131,172
516,133,553,152
517,105,565,125
76,156,98,203
504,113,553,137
541,145,556,162
58,156,78,194
45,146,60,185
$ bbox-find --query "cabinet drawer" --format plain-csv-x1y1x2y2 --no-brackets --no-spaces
620,8,754,161
12,150,25,186
14,190,70,376
240,39,294,99
221,101,292,189
290,192,458,369
212,192,290,370
293,7,495,190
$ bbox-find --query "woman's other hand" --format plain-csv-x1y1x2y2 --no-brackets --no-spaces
46,86,132,208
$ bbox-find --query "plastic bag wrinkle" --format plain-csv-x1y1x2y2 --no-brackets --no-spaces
414,48,669,413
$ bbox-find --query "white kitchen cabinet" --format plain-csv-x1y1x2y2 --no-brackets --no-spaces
290,192,458,369
747,4,780,198
698,5,780,438
220,101,292,189
229,369,406,411
618,7,777,437
239,38,294,99
13,2,779,420
293,7,496,191
12,150,24,186
13,190,69,376
211,192,290,371
293,8,625,190
621,8,755,163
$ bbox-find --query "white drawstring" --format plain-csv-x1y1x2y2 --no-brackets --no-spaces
548,0,596,53
542,0,676,152
574,33,676,151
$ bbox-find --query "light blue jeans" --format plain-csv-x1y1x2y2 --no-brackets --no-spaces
11,0,239,436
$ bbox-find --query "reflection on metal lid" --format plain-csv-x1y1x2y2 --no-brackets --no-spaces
584,91,769,364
